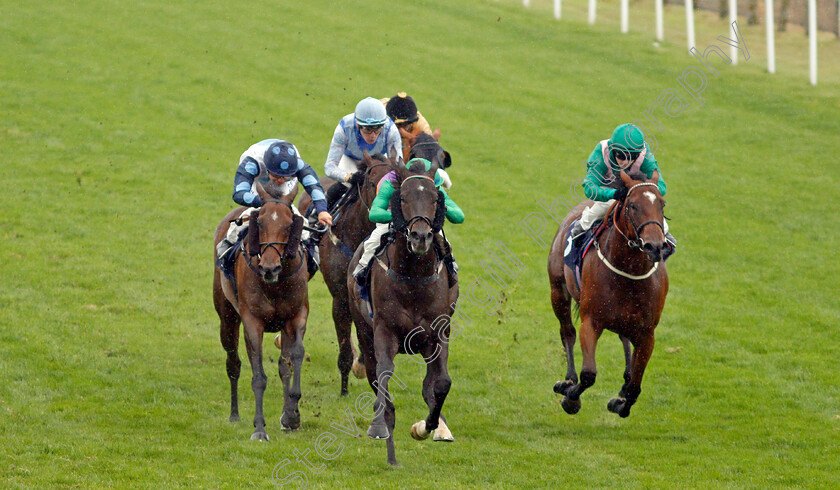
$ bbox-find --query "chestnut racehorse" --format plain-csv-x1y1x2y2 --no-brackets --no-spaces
547,171,669,417
213,184,309,440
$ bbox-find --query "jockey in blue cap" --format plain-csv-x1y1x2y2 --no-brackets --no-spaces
216,139,332,260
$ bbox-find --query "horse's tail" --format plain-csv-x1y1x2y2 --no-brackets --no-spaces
572,301,581,323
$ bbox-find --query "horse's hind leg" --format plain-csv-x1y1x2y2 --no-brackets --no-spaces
608,333,655,418
551,283,579,401
413,343,453,442
561,316,601,414
214,273,241,422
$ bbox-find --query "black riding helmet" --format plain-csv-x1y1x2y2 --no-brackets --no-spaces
385,92,418,125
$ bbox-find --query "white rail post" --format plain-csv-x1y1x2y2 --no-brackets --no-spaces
621,0,629,33
555,0,562,19
656,0,664,41
766,0,776,73
809,0,818,85
728,0,738,64
589,0,597,24
686,0,696,50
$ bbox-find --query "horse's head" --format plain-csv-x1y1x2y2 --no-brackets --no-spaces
392,158,445,255
357,151,395,208
409,132,451,170
246,183,303,283
619,171,668,262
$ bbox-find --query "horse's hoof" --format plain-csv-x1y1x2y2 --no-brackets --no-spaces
229,414,240,423
410,420,430,441
367,423,389,440
280,413,300,431
433,419,454,442
561,396,581,415
352,359,366,379
274,333,282,350
607,397,624,414
553,380,574,395
251,431,270,442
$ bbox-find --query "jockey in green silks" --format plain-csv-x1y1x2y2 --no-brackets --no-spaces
353,157,464,286
570,123,676,248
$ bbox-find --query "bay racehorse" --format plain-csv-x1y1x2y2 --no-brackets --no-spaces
297,152,394,395
213,184,309,440
547,170,669,417
347,159,458,466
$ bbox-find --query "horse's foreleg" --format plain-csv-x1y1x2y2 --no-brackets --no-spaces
562,317,601,415
619,335,633,397
331,294,354,396
242,316,269,441
551,284,578,396
281,313,306,430
413,343,452,442
368,327,399,466
609,333,655,418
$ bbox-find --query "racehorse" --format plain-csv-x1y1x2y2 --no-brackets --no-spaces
547,170,670,418
347,159,458,466
213,184,309,440
297,152,394,396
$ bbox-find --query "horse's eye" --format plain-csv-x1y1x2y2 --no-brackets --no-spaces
627,202,636,210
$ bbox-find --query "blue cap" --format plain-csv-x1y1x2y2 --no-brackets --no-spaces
264,141,299,177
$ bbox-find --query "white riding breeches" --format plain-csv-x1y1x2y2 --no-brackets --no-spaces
580,200,669,233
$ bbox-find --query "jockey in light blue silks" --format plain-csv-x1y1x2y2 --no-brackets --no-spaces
322,97,403,207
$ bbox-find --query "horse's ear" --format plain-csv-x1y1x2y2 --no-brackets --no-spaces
285,215,304,259
362,150,372,169
650,170,660,184
619,171,634,188
247,214,261,256
432,190,446,232
390,187,407,232
255,182,270,204
441,150,452,169
280,189,296,205
432,127,441,142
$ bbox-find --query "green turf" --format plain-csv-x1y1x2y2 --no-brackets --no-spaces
2,0,839,487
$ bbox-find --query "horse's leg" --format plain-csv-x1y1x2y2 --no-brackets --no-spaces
214,274,242,423
412,343,452,442
609,333,655,418
281,310,307,430
368,326,400,466
331,292,354,396
619,335,633,397
277,331,293,424
551,282,578,396
241,314,269,441
561,316,601,415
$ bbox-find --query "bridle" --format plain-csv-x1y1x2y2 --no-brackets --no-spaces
614,182,664,250
248,199,297,262
399,175,436,238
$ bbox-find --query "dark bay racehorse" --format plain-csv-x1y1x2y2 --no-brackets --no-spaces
213,184,309,440
547,171,669,417
297,152,394,395
347,160,458,466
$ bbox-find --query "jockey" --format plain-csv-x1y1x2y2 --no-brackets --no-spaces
323,97,403,208
352,157,464,288
570,123,676,248
216,139,332,264
380,93,452,190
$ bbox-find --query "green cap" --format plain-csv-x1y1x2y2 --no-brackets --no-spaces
609,123,646,153
406,157,432,172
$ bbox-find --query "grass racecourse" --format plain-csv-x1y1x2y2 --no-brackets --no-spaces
2,0,840,487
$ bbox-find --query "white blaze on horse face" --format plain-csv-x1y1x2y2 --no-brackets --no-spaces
643,191,656,205
417,185,425,192
271,211,279,222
